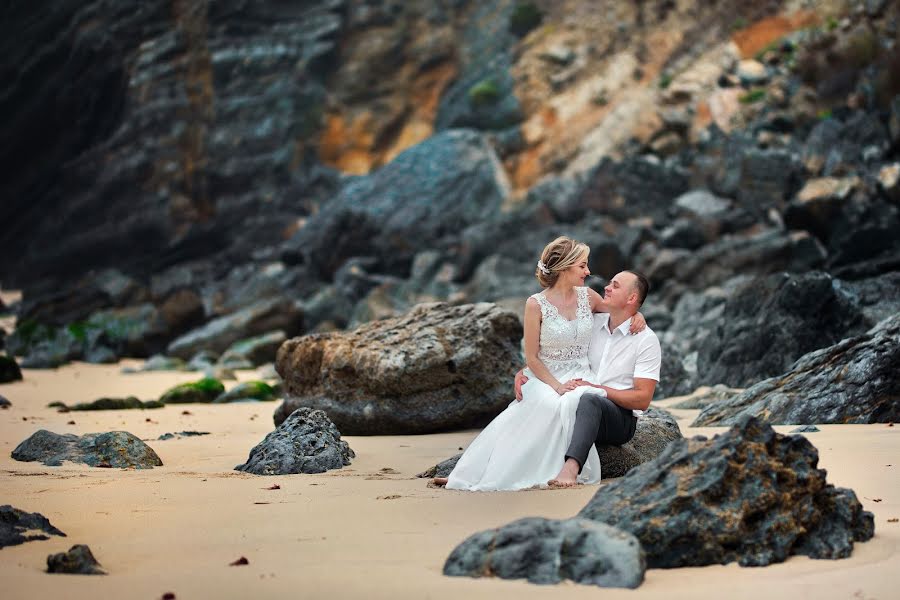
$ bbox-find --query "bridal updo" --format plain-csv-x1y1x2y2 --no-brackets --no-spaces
535,236,589,288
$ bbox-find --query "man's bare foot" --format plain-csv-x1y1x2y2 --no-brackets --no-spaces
431,477,448,487
547,458,581,488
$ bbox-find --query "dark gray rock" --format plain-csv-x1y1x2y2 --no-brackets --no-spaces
419,407,682,480
654,346,693,400
578,156,689,227
11,430,163,469
0,355,22,382
157,431,210,440
697,271,866,388
597,407,683,479
792,425,820,433
0,395,10,409
0,505,66,549
693,313,900,426
47,544,106,575
133,354,187,372
282,129,509,279
443,517,645,588
580,417,875,568
166,298,303,360
274,302,522,434
235,407,353,475
671,385,742,410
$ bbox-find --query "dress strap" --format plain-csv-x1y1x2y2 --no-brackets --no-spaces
531,293,552,320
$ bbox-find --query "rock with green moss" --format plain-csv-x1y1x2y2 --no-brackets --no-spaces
468,79,501,107
213,381,277,404
0,355,23,383
159,378,225,404
68,397,164,411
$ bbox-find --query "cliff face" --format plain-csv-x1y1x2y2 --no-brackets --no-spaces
1,0,798,287
1,0,344,286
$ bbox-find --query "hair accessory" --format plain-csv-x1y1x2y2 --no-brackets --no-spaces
537,260,551,275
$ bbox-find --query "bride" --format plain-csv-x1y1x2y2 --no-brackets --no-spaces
436,236,642,491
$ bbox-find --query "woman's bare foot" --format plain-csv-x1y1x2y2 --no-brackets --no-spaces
431,477,448,486
547,458,581,488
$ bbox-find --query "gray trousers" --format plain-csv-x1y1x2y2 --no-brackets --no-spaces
566,392,638,471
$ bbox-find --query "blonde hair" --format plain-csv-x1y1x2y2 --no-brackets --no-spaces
535,236,589,288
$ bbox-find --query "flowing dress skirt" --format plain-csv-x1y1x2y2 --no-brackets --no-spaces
445,362,603,491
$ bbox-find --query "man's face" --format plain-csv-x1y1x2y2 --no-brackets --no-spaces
603,272,637,309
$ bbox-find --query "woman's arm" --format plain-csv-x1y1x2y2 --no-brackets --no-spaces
523,298,567,394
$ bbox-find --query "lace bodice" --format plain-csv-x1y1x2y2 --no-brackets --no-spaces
532,287,593,374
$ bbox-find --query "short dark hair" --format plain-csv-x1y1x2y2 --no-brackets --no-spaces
625,270,650,306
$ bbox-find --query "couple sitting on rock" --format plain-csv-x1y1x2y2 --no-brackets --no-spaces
434,236,661,491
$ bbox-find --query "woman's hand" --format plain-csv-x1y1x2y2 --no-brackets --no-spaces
629,311,647,335
555,380,582,394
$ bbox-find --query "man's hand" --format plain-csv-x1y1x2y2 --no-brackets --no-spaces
514,370,529,401
630,312,647,335
571,379,605,391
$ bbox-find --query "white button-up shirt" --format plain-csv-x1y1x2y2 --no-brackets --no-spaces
587,314,662,417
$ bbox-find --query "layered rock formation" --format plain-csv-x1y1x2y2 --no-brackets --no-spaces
693,313,900,426
274,302,523,434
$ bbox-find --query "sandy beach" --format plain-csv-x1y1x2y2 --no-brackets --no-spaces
0,361,897,600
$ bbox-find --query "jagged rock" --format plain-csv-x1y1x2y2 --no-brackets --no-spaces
643,230,826,304
671,385,742,410
802,112,891,176
282,129,510,279
792,425,820,433
157,431,210,440
159,378,224,404
274,302,522,434
877,163,900,203
840,271,900,327
595,407,683,479
166,298,303,360
213,381,277,404
580,417,875,567
64,397,164,411
235,407,353,475
12,430,163,468
0,505,66,548
47,544,106,575
654,346,694,399
444,517,645,589
578,156,689,226
419,407,682,480
697,271,866,387
693,313,900,426
783,176,861,242
0,355,22,382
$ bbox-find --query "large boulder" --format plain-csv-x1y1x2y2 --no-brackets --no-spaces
697,271,866,388
596,407,683,479
235,407,353,475
443,517,645,589
0,505,66,549
580,417,875,568
11,430,162,469
47,545,106,575
693,313,900,426
417,407,682,480
274,302,522,434
0,355,22,382
282,129,510,279
166,298,303,360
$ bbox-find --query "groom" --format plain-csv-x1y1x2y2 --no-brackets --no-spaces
514,270,661,487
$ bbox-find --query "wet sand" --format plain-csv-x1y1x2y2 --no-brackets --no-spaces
1,363,898,599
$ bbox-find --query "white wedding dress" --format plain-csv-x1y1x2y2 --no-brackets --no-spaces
446,286,602,491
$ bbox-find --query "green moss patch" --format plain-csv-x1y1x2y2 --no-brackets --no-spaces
160,378,225,404
213,381,277,404
468,79,501,107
